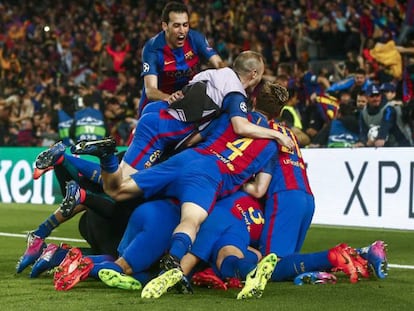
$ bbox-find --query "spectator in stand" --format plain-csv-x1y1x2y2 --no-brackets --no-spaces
319,20,347,61
0,0,412,147
33,111,59,147
354,84,413,147
309,103,359,148
104,96,135,146
276,63,295,89
105,40,131,73
0,46,22,80
278,84,310,147
16,118,36,146
327,68,371,104
0,98,12,145
294,61,331,106
338,90,355,106
380,82,402,106
397,0,414,45
7,94,33,125
356,92,369,112
292,61,332,141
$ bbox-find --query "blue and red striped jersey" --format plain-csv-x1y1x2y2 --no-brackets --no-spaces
264,121,313,195
138,29,218,116
195,111,277,196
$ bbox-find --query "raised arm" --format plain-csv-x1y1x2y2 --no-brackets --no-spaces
231,116,295,150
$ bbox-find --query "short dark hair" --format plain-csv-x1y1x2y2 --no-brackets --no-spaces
296,61,309,73
355,68,366,76
161,1,189,23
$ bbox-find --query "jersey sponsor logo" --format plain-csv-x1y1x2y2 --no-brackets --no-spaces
164,60,175,65
282,158,305,169
240,101,248,113
209,148,235,171
143,62,150,73
144,149,162,168
165,68,195,79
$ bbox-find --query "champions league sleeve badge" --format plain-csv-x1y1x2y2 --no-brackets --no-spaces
240,101,248,113
143,63,150,73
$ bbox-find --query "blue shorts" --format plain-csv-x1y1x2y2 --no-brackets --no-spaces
190,191,253,262
118,199,180,273
123,109,195,170
141,101,168,115
260,190,315,257
132,150,222,213
191,210,249,263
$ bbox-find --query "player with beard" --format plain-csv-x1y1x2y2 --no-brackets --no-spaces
137,1,224,117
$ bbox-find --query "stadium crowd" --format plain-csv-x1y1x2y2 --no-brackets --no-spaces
0,0,413,148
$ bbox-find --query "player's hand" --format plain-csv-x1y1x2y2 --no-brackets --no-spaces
167,91,184,104
275,132,295,150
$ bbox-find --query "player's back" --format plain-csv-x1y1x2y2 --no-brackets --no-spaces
194,111,277,188
267,121,313,195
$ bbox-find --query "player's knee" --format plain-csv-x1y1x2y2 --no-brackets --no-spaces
216,245,244,270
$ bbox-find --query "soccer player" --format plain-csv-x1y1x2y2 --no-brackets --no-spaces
242,109,387,283
20,50,268,274
16,150,141,275
63,81,290,297
37,51,285,206
137,1,224,117
72,51,293,198
52,82,289,295
177,190,277,300
53,198,181,291
191,116,387,286
53,191,275,299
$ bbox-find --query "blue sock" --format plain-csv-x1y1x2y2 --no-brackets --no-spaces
132,271,152,285
89,260,122,279
88,254,115,264
220,255,256,279
272,251,332,281
51,248,69,267
356,246,370,259
65,155,103,184
169,232,192,260
244,249,260,264
34,214,60,239
100,154,119,174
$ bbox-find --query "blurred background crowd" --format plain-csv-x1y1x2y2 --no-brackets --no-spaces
0,0,413,147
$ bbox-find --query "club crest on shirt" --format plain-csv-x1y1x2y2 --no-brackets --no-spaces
143,62,150,73
184,51,194,60
240,101,248,113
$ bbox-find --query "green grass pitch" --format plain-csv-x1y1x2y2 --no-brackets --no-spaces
0,203,413,311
